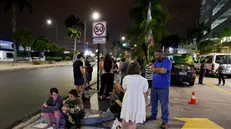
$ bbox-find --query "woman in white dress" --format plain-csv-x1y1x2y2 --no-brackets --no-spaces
120,61,149,129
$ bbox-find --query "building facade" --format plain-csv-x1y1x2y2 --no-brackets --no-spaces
200,0,231,34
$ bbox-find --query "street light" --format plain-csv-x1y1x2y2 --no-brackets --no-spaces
46,19,52,25
134,44,137,47
92,12,100,20
121,36,125,41
84,12,101,53
46,18,59,43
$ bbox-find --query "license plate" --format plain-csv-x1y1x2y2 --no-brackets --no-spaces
179,72,187,75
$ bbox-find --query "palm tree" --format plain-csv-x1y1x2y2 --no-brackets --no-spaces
65,15,84,61
1,0,33,62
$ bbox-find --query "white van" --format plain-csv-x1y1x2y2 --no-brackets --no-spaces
195,53,231,77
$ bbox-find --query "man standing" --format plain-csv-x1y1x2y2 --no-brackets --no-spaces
73,53,85,94
120,52,131,83
149,50,172,129
198,59,207,84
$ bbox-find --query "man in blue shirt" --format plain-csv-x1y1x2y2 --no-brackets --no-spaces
149,50,172,129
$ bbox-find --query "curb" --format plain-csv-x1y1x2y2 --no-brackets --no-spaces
0,63,72,72
9,81,98,129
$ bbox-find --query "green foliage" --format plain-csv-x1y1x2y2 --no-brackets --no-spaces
65,56,71,61
197,40,215,55
32,60,43,65
13,28,33,50
70,49,79,56
65,15,84,40
127,0,169,60
173,54,194,65
47,43,59,52
67,27,81,40
46,56,63,63
32,36,49,51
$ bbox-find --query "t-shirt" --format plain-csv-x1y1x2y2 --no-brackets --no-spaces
73,59,83,79
110,91,124,107
152,58,172,88
145,64,153,80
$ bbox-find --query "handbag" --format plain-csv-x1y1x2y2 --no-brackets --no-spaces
77,109,85,119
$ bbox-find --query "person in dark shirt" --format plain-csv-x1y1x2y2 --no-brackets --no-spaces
85,57,93,90
73,53,85,94
198,59,207,84
110,83,124,120
41,88,63,129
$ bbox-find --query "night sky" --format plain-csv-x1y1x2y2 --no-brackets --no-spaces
0,0,200,48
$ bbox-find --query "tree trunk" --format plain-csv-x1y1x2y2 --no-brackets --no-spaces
12,3,17,63
72,37,77,62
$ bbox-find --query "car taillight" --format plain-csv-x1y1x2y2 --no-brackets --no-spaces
211,63,215,70
193,70,196,75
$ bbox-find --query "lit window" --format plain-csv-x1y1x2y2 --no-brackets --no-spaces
212,0,226,16
211,18,228,29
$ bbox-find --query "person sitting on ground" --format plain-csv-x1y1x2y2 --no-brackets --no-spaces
62,89,85,129
110,83,124,120
41,88,63,129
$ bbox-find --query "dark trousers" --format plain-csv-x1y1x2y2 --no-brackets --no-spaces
218,73,225,85
65,113,81,128
99,73,114,97
198,71,205,84
110,104,121,119
148,80,152,88
151,88,169,123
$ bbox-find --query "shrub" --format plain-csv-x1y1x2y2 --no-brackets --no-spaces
32,60,43,65
46,56,54,64
53,57,63,62
65,56,71,61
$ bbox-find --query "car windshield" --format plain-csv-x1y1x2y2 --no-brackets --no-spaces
173,64,192,70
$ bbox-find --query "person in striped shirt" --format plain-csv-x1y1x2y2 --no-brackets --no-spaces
145,60,155,88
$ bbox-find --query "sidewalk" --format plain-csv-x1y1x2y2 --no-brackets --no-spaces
0,61,72,71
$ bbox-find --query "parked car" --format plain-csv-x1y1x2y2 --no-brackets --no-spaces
171,63,196,86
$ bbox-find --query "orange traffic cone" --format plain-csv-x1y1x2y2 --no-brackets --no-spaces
188,92,198,104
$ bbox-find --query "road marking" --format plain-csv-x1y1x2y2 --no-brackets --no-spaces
205,83,231,95
175,118,224,129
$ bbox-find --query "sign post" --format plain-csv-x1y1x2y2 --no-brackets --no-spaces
93,21,107,90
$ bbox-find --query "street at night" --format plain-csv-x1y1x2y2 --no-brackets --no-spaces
0,64,231,129
1,0,231,129
0,65,97,129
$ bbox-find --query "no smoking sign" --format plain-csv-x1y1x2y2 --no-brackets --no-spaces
93,21,106,37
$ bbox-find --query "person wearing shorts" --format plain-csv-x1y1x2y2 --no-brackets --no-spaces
73,53,85,94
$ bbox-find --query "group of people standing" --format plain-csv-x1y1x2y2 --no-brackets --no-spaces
198,59,225,86
107,50,172,129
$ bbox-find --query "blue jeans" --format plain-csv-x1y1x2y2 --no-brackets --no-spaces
151,88,169,123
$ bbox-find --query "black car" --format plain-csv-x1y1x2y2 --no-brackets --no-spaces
171,63,196,86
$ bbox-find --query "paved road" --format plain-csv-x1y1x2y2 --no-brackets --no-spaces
0,65,97,129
